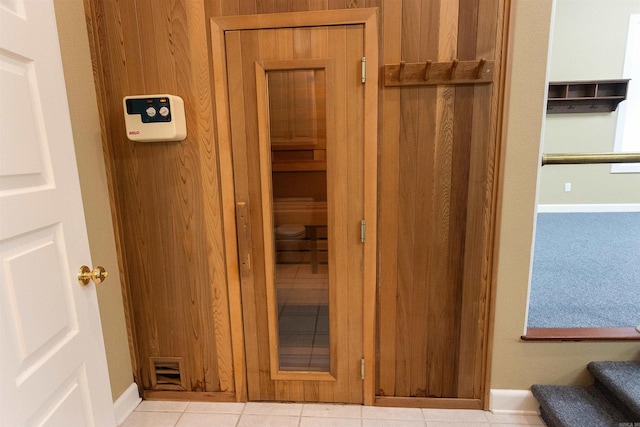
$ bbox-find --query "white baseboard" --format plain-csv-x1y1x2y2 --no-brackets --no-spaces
114,382,141,426
537,203,640,213
490,389,539,415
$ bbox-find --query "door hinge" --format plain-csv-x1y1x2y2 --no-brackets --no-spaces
361,57,366,84
360,358,365,380
360,220,366,243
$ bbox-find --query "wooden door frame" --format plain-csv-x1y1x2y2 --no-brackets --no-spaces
210,8,379,405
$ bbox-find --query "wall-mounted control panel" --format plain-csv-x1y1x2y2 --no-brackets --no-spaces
123,94,186,142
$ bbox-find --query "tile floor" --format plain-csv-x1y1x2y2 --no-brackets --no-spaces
276,263,329,371
126,264,545,426
122,401,546,427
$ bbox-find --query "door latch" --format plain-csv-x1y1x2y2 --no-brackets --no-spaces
78,266,109,286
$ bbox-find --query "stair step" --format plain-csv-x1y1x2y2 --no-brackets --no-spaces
588,361,640,421
531,385,630,427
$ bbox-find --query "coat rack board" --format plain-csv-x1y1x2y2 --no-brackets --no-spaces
384,58,494,87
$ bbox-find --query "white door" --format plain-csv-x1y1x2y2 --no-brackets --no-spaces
0,1,115,426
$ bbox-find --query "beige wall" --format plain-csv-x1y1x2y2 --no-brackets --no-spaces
53,0,639,400
54,0,133,402
491,0,639,390
538,0,640,205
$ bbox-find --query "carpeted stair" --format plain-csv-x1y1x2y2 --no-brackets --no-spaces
531,361,640,427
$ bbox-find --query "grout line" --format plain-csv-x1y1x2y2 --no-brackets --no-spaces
233,402,246,427
173,410,186,427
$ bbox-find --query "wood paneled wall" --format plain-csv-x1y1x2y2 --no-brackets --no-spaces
377,0,505,404
84,0,235,399
84,0,506,404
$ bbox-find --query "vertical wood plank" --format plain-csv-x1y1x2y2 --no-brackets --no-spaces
238,0,257,14
429,82,457,398
289,380,305,401
346,24,365,404
204,0,223,18
292,0,311,12
185,0,236,393
254,60,282,399
276,28,294,62
448,0,478,399
434,0,460,399
423,0,461,398
108,14,141,386
303,381,320,402
409,0,440,398
325,24,348,404
240,29,277,401
362,7,379,407
481,0,508,408
308,26,330,404
226,31,263,400
210,14,249,401
196,6,233,393
275,379,290,402
171,1,222,392
376,0,402,398
293,27,312,59
155,2,200,391
394,0,422,398
309,0,328,10
310,26,329,59
457,0,501,400
116,0,167,391
457,82,492,399
221,0,239,16
328,0,347,10
256,0,274,14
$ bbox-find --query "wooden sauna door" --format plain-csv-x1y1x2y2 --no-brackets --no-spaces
224,24,368,403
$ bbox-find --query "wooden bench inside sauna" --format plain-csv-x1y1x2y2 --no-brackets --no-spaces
273,198,327,273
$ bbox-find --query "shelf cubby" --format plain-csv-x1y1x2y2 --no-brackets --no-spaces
547,79,629,114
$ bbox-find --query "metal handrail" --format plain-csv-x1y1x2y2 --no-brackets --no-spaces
541,152,640,166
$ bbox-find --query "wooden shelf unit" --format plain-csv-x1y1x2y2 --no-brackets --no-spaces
547,79,629,114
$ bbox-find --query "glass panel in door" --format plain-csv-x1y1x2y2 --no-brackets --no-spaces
268,69,330,372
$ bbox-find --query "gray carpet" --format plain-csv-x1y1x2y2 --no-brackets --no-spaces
532,362,640,426
589,361,640,420
531,385,630,427
528,212,640,328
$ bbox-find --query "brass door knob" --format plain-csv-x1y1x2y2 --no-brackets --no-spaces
78,265,109,286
